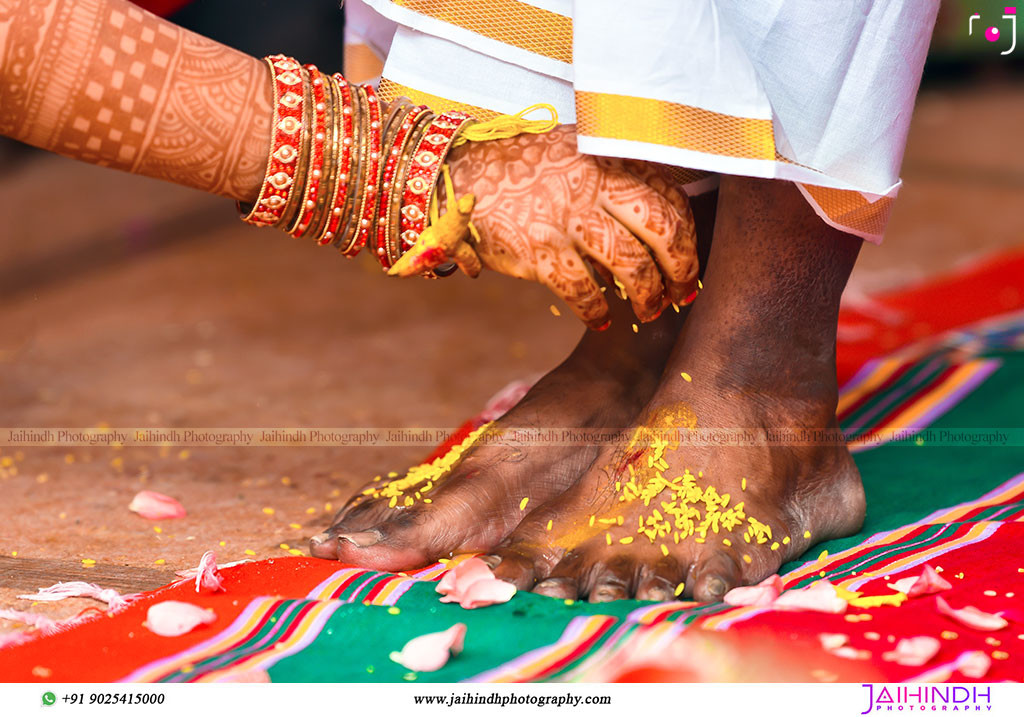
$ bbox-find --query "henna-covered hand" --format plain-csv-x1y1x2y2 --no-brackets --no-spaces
446,126,699,329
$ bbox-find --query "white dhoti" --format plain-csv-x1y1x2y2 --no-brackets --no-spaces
345,0,940,243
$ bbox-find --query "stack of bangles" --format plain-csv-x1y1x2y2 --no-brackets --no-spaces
238,54,475,274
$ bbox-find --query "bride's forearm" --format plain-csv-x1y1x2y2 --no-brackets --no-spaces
0,0,271,202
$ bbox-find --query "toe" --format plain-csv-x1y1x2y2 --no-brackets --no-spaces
532,553,585,599
329,513,438,571
309,531,340,560
692,550,742,602
587,555,636,603
635,556,684,602
488,544,549,591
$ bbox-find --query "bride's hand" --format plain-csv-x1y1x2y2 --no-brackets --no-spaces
444,125,699,329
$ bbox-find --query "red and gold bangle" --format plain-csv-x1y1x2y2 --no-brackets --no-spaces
239,55,306,228
288,64,328,237
336,80,366,255
316,74,354,246
374,104,430,268
347,83,383,256
399,110,474,250
387,109,435,267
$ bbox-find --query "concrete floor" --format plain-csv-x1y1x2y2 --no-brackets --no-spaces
1,84,1022,627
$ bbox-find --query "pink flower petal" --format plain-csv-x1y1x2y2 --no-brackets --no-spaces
818,633,849,651
832,646,872,661
887,577,918,594
220,670,271,683
882,636,941,666
193,551,224,593
907,565,953,597
724,575,783,607
936,596,1008,631
143,600,216,637
389,624,467,672
774,580,847,614
890,566,953,597
436,558,516,609
129,491,186,520
956,650,992,679
457,577,517,609
435,558,493,598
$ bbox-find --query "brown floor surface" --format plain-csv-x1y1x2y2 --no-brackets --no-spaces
1,85,1023,627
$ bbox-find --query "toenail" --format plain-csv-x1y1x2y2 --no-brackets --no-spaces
309,532,330,546
338,531,380,548
705,576,727,597
479,555,502,569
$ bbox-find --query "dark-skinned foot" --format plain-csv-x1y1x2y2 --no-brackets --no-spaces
309,191,719,570
486,177,867,602
309,297,685,570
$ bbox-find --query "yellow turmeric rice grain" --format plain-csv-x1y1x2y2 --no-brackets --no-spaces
306,507,316,514
674,582,685,596
519,497,529,510
672,303,680,313
743,554,752,564
803,530,811,539
770,542,779,551
289,523,302,530
661,544,669,557
783,536,791,545
741,478,747,491
631,323,639,333
154,559,165,565
606,533,612,546
992,651,1009,660
619,536,634,545
546,520,553,531
941,631,958,640
81,558,96,566
549,305,561,317
289,549,303,556
818,550,828,561
279,543,290,551
262,507,275,515
589,515,596,527
722,538,732,547
153,526,162,534
680,372,692,382
387,607,400,615
244,549,256,556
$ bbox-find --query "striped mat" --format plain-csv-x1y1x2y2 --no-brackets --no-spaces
3,258,1024,683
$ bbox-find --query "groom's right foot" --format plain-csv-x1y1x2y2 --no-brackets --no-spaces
310,297,685,570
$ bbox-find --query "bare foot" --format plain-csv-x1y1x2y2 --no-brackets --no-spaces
309,298,685,569
485,178,867,602
309,187,718,570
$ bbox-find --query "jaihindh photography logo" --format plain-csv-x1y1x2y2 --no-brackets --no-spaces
860,684,994,713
